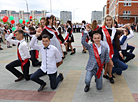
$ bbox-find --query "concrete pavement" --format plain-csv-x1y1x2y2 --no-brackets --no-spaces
0,32,138,102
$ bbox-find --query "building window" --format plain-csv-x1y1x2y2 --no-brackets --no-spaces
123,17,130,19
123,11,126,14
123,11,131,14
128,3,131,6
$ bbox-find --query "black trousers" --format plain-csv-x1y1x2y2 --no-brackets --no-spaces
73,28,76,33
122,50,135,63
30,50,41,66
127,44,135,53
6,59,30,80
30,69,62,90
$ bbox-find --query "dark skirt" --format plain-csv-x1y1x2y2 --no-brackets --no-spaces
67,35,74,42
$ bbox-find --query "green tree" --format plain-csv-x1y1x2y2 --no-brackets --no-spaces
60,19,64,24
33,18,39,25
0,19,10,26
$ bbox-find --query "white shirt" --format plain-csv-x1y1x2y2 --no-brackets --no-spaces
94,43,101,55
30,36,62,74
7,33,31,60
76,24,79,28
25,26,29,32
120,30,134,50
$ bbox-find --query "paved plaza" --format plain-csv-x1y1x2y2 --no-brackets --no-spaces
0,32,138,102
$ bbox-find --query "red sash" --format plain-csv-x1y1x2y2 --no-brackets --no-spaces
44,26,58,39
17,43,29,71
93,44,104,79
94,25,99,31
64,30,73,42
35,50,39,59
102,26,114,58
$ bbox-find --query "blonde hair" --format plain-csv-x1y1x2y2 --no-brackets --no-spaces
103,15,114,27
91,20,98,30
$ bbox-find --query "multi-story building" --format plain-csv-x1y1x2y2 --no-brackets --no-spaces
91,11,102,24
60,11,72,24
0,10,48,24
106,0,138,24
102,5,107,23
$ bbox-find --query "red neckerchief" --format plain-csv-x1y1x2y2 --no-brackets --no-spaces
17,42,29,71
94,25,99,31
102,26,114,58
93,44,104,79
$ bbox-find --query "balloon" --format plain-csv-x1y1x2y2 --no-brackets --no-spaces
27,22,30,24
30,16,32,19
10,16,14,20
4,16,8,20
40,17,42,20
2,17,8,22
11,20,15,24
19,19,23,23
23,20,25,24
12,27,16,31
26,19,29,23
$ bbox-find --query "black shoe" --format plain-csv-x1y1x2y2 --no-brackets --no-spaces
107,72,115,78
84,85,89,92
73,48,76,53
109,77,114,84
7,46,12,48
12,44,16,46
82,50,86,53
63,51,67,56
67,49,72,52
59,73,64,81
70,52,75,55
38,82,47,92
62,56,65,59
112,74,115,78
15,76,24,82
0,48,3,50
103,75,109,79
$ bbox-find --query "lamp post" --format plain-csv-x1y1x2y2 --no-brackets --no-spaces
73,8,79,23
25,0,29,19
50,0,52,13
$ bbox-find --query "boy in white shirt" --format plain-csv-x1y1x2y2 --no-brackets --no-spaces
6,30,31,82
30,32,63,92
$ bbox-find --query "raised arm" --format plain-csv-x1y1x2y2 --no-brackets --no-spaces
81,31,91,50
120,35,127,45
7,33,19,45
29,33,41,51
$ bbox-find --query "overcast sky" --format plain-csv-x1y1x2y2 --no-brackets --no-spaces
0,0,107,23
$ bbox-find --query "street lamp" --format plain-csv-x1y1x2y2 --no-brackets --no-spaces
24,0,29,19
73,8,79,23
50,0,52,13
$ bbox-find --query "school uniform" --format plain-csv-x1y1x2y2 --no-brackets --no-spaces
65,25,74,42
91,26,121,59
57,25,64,44
38,25,63,57
6,33,31,80
119,30,135,63
81,31,109,90
30,35,63,89
76,24,79,32
73,24,76,33
112,41,128,75
28,32,41,66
